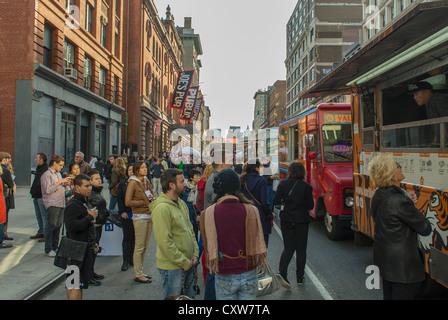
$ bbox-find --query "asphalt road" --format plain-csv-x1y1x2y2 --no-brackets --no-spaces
41,216,382,300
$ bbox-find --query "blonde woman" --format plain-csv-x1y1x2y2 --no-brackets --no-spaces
109,157,127,213
368,154,432,300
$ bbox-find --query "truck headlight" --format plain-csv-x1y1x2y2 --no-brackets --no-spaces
345,196,354,207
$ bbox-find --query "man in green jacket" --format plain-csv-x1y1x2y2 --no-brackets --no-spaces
150,168,199,299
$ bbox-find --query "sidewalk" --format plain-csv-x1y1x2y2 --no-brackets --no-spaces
0,186,64,300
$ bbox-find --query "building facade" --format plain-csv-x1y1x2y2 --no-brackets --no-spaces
253,90,268,131
123,1,185,157
361,0,426,45
285,0,363,119
253,80,286,130
0,0,125,185
267,80,287,128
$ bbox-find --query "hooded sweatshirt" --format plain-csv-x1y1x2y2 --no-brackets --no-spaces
150,193,199,270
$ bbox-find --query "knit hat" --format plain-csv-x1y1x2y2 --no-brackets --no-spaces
213,168,240,195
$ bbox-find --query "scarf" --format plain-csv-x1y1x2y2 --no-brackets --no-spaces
200,195,267,274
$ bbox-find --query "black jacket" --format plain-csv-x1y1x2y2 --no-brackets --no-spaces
64,193,96,246
242,171,273,235
30,163,48,199
87,185,109,225
371,185,432,283
1,164,14,198
117,177,132,214
273,178,314,223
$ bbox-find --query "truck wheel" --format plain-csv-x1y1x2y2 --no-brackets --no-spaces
324,212,343,241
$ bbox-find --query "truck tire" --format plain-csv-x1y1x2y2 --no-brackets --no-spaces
324,212,344,241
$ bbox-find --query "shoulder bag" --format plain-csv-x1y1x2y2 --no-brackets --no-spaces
54,237,88,269
280,179,299,212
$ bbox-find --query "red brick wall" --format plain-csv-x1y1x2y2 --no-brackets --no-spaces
0,0,35,159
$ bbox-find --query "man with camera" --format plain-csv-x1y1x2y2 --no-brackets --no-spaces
64,174,98,300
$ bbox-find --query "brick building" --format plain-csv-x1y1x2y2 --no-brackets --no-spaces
0,0,125,185
123,1,185,157
253,80,286,130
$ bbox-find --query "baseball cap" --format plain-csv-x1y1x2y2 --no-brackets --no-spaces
409,81,433,93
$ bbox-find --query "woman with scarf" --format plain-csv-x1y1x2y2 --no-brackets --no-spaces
200,169,267,300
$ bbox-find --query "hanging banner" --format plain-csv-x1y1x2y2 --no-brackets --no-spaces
192,97,203,122
154,119,162,137
170,70,195,109
180,86,199,121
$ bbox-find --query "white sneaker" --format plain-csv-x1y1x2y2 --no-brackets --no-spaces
46,250,56,257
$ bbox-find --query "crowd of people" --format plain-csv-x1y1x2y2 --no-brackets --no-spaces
0,147,434,301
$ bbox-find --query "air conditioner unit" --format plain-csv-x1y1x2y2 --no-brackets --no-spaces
64,67,78,80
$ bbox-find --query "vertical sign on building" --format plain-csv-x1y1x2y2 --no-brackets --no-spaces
170,70,195,110
180,86,199,122
154,119,162,137
192,97,203,122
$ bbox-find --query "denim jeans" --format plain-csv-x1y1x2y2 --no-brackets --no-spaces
158,267,196,299
0,223,5,243
33,198,48,235
109,195,118,214
215,269,258,300
45,206,64,254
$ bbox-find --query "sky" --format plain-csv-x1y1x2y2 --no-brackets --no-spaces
154,0,297,133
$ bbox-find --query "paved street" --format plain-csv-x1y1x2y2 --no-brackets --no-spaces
40,205,383,300
0,185,383,300
0,183,389,301
0,186,64,300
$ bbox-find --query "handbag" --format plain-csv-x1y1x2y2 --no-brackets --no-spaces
257,263,280,297
54,237,88,269
110,183,119,197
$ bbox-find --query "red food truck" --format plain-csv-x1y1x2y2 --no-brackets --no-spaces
279,103,354,240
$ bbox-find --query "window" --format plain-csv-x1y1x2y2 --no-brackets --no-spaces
380,70,448,150
99,66,106,98
361,89,375,146
84,56,92,90
321,123,352,162
113,76,118,103
86,3,93,34
100,21,107,47
65,0,76,11
43,24,53,68
114,31,120,57
61,113,76,162
64,40,75,68
95,123,106,160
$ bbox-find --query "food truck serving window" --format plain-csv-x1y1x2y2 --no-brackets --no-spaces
381,70,448,150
